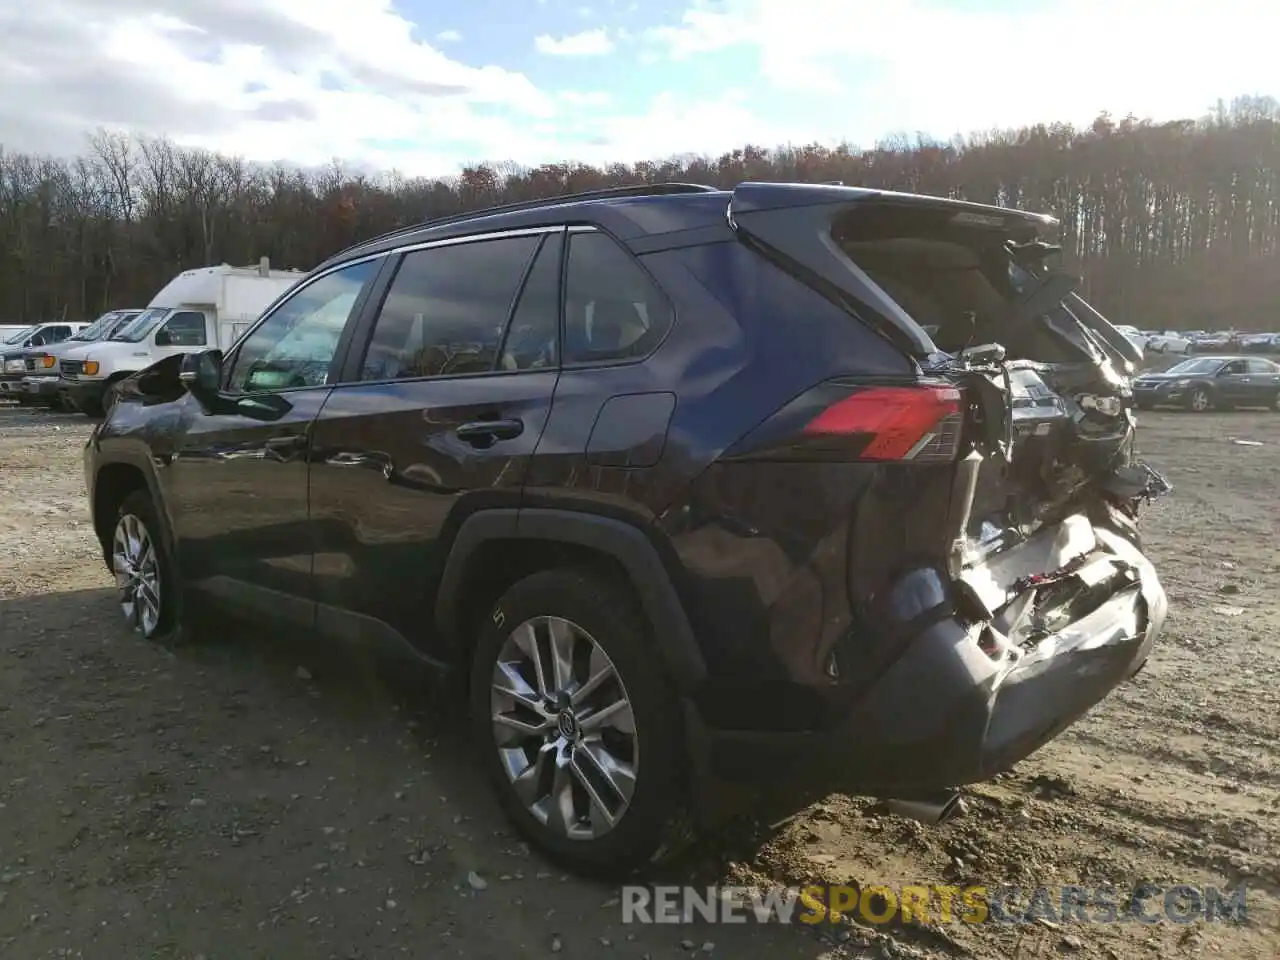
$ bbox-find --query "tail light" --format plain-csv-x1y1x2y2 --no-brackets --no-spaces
803,385,963,461
725,380,966,463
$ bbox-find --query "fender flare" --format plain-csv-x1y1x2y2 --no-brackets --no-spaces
90,445,175,560
435,508,707,691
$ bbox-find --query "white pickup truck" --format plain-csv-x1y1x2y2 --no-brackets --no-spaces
59,260,304,415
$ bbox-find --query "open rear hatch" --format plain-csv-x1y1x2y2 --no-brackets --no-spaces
726,182,1170,600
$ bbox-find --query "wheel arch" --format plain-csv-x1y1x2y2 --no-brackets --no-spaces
91,451,172,569
435,508,707,693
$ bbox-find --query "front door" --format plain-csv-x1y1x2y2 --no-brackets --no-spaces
160,258,384,626
307,229,564,658
1215,359,1253,404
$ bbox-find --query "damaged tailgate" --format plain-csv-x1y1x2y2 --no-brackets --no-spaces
727,180,1172,686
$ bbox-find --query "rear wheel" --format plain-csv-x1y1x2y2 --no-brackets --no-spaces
112,490,175,640
470,568,685,878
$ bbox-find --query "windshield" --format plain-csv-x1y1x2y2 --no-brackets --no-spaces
3,324,39,345
70,312,125,341
110,308,169,343
1165,357,1224,375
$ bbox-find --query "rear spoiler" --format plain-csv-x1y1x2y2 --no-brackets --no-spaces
726,182,1059,361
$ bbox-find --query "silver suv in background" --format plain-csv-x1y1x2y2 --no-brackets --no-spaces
7,311,141,407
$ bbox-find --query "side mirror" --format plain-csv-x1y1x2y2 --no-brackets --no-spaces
154,329,172,347
179,349,223,401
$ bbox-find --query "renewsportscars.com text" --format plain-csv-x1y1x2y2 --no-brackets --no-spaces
620,883,1249,926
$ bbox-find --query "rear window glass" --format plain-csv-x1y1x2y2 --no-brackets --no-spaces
832,210,1087,362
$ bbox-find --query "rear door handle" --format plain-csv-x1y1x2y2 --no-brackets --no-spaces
455,418,524,445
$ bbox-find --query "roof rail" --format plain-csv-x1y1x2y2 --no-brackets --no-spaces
344,182,720,257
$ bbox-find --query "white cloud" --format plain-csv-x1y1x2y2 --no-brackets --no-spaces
555,89,807,163
534,28,615,57
9,0,1266,180
435,29,462,43
0,1,790,176
647,0,1280,135
0,1,566,171
558,90,613,107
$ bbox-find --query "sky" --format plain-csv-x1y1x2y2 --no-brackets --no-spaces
1,0,1277,177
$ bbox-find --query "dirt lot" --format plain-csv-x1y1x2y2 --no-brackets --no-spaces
1,402,1277,959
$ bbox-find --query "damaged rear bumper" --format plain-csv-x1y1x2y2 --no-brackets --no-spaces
685,509,1167,797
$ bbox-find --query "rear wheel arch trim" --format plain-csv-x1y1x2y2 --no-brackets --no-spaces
435,508,707,691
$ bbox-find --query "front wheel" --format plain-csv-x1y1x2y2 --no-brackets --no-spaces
1188,388,1212,412
112,490,176,639
470,568,685,879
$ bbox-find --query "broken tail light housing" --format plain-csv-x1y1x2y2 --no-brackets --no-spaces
725,380,966,463
803,384,963,461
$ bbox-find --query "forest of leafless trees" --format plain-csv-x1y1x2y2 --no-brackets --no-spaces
3,95,1279,331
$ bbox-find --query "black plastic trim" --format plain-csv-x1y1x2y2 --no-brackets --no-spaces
435,508,707,691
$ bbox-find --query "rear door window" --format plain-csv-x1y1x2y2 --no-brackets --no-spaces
498,233,562,371
562,231,672,365
358,235,539,381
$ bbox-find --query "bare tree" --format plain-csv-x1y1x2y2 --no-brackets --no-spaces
2,104,1279,328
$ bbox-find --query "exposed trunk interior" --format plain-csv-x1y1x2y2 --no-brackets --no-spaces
830,204,1167,563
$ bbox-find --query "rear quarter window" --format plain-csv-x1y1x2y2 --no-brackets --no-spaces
563,231,672,366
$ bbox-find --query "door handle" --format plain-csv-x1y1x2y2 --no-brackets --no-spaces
455,418,524,445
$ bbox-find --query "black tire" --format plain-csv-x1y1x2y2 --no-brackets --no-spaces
1271,391,1280,412
469,568,685,879
1136,401,1154,411
112,489,177,640
1187,387,1212,413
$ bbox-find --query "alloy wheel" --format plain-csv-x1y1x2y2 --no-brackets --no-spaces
489,616,638,841
1190,389,1210,412
113,513,162,636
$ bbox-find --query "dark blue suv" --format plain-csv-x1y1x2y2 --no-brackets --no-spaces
84,182,1169,876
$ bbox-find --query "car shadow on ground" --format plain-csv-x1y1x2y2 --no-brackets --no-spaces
0,586,901,959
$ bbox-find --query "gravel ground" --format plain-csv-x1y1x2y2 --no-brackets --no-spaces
1,402,1277,959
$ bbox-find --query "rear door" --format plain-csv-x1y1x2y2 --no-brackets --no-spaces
306,228,563,656
1244,358,1280,404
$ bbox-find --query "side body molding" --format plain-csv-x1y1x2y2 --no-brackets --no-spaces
435,508,707,691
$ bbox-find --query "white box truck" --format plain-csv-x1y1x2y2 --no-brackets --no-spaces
59,259,305,415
